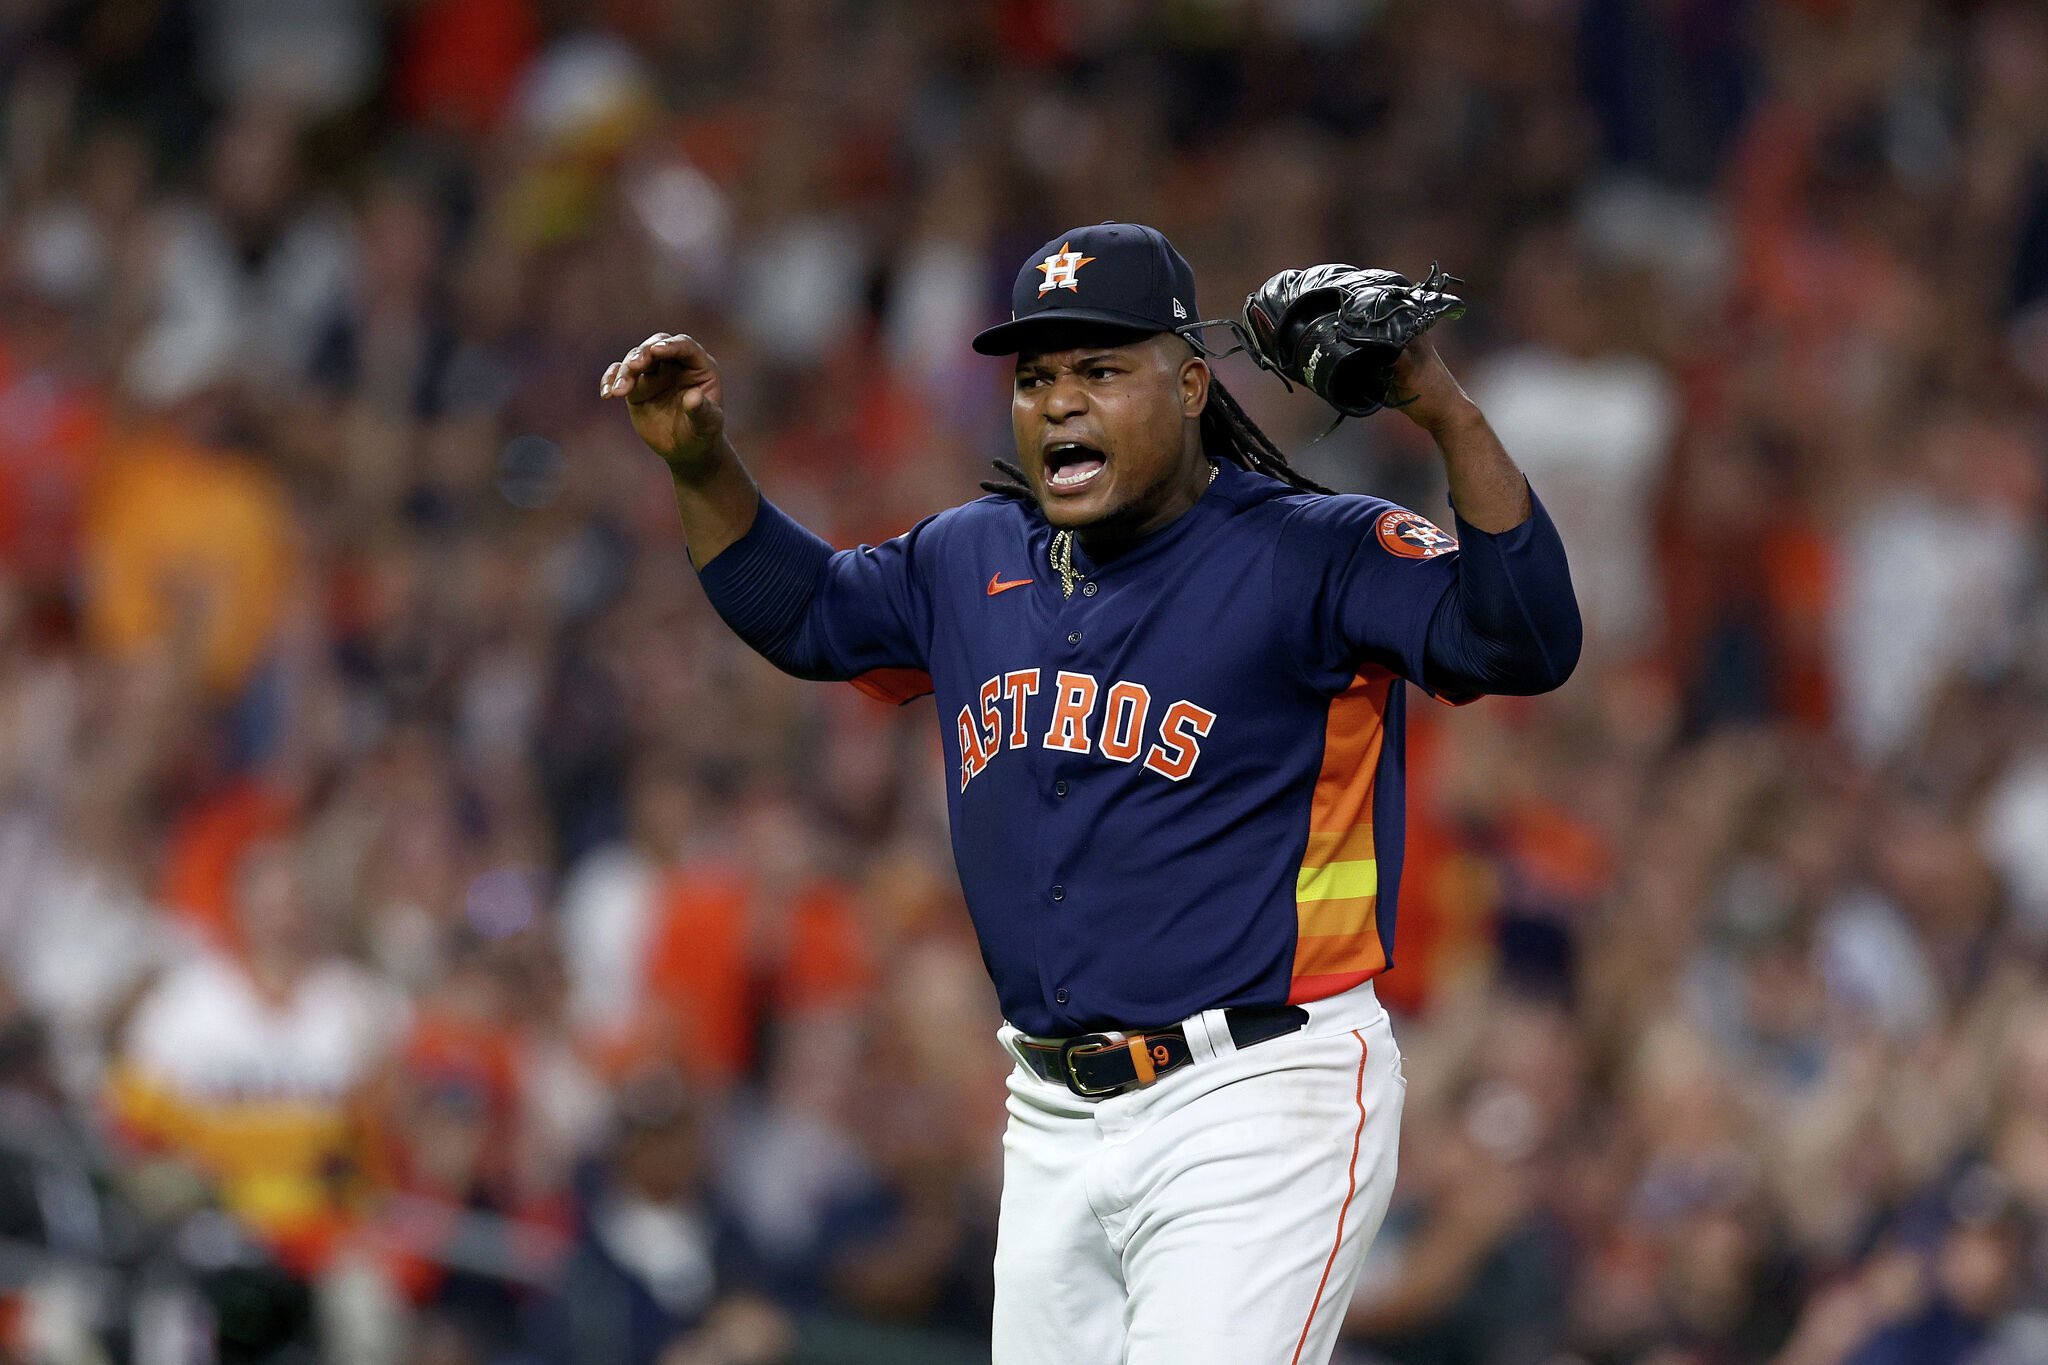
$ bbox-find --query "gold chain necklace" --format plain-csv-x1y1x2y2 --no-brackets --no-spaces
1049,461,1216,599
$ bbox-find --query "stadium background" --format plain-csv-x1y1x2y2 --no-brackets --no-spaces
2,0,2047,1361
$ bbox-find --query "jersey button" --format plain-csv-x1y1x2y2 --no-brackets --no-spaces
1082,582,1097,597
1054,780,1069,797
1050,885,1065,901
1066,631,1082,644
1055,988,1069,1004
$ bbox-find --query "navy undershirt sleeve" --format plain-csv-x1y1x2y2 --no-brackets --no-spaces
695,497,933,681
1421,489,1581,698
695,497,835,668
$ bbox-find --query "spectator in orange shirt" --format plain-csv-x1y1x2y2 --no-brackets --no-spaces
80,375,295,699
639,790,873,1090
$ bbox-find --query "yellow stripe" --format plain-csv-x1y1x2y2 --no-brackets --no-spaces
108,1064,365,1235
1296,858,1378,903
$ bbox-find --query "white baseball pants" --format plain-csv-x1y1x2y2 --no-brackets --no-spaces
991,982,1405,1365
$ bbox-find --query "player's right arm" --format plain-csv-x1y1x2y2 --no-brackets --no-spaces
601,333,934,690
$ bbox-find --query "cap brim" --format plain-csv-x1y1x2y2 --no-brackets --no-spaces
971,308,1166,356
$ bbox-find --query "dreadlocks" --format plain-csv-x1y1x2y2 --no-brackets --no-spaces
980,375,1332,503
1199,378,1333,495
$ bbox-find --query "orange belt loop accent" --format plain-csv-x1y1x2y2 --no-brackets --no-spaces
1128,1035,1158,1085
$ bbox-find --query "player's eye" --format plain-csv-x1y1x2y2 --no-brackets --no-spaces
1016,373,1048,390
1088,366,1121,381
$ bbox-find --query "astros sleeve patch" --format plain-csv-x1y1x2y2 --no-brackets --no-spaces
1274,494,1461,689
1373,509,1458,560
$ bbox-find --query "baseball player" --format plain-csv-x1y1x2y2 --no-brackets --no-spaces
601,223,1579,1364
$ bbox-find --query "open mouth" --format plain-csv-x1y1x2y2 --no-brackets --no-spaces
1043,440,1107,492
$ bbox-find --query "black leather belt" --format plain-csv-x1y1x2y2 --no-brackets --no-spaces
1017,1005,1309,1098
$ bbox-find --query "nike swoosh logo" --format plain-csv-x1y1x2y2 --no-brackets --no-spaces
986,573,1034,596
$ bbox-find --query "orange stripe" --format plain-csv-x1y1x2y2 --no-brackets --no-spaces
1292,930,1388,979
1291,1031,1369,1364
1297,893,1378,940
1302,824,1378,868
1306,671,1389,837
1293,669,1392,992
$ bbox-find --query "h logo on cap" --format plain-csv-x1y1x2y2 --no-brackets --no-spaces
1035,241,1097,295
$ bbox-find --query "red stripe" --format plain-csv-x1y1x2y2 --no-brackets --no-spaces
1287,969,1377,1005
1290,1030,1369,1365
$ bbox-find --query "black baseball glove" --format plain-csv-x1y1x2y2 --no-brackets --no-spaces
1241,264,1465,417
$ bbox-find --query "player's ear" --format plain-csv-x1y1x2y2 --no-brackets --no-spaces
1179,354,1210,419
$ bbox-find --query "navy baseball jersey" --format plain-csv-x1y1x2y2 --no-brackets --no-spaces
701,459,1569,1038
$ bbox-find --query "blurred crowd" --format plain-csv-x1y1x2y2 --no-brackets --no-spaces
0,0,2045,1362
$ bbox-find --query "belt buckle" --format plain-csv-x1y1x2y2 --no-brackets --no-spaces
1059,1032,1128,1097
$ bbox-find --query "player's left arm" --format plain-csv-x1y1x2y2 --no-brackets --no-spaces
1390,340,1582,697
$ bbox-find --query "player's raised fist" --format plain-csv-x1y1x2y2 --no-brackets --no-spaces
600,332,726,474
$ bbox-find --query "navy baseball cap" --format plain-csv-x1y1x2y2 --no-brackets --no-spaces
972,222,1199,356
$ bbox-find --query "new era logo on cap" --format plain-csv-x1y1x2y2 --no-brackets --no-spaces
973,222,1201,355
